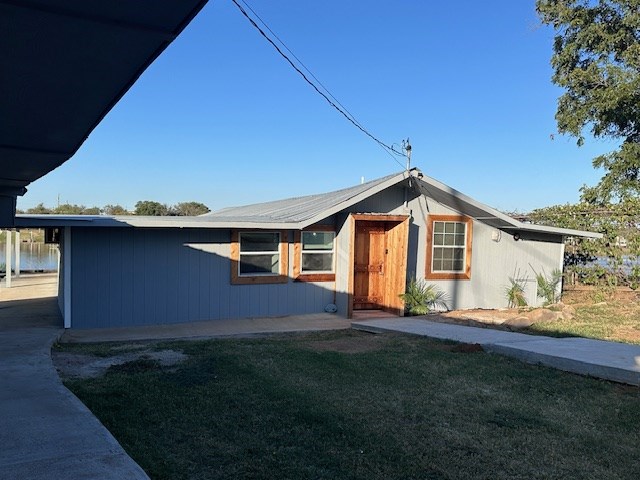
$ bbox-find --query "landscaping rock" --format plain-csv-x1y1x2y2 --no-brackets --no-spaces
527,309,562,323
560,304,576,319
504,316,536,328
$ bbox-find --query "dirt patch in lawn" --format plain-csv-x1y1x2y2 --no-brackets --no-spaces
53,348,188,380
610,326,640,343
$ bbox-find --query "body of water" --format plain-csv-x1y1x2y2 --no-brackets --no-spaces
0,242,59,272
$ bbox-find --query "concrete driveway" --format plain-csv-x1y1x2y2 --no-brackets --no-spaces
0,274,148,479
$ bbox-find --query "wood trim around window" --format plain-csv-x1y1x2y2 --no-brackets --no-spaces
293,225,336,282
231,230,289,285
425,214,473,280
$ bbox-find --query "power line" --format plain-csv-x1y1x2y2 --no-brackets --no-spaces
230,0,406,168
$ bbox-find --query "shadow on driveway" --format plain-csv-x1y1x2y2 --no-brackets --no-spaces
0,274,149,479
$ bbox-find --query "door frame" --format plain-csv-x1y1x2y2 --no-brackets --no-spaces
347,214,410,318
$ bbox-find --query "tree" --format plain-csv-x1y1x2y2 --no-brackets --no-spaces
529,200,640,288
26,203,51,214
171,201,210,216
536,0,640,203
134,200,170,216
102,204,130,215
83,206,101,215
54,203,94,215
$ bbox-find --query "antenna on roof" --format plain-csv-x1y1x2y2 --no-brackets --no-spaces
402,138,412,171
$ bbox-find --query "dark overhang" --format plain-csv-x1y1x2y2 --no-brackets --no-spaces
0,0,208,226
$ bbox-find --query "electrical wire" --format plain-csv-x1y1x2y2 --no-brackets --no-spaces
236,0,406,168
230,0,407,168
238,0,362,130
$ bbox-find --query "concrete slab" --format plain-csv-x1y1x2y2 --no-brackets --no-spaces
61,313,351,343
353,318,640,386
489,337,640,386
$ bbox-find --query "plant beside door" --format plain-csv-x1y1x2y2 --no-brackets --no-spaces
400,278,449,315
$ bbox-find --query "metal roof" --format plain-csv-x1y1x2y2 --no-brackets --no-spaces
201,171,410,227
0,0,208,225
14,168,602,239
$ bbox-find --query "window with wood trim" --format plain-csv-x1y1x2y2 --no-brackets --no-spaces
231,231,289,285
293,228,336,282
425,215,472,280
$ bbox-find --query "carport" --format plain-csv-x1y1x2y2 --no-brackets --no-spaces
0,0,208,226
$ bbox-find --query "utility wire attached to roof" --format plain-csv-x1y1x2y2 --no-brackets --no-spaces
231,0,407,167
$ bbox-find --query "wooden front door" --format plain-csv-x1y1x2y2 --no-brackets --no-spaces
353,221,387,310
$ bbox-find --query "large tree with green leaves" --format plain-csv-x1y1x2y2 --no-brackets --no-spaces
536,0,640,204
171,202,210,216
134,201,170,216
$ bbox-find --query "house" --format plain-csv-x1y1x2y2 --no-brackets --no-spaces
15,168,600,329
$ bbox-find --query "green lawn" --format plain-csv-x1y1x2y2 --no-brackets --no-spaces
61,330,640,480
526,300,640,344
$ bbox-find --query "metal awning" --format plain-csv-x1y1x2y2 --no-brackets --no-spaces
0,0,208,225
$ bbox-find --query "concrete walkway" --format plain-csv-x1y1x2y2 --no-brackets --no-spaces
61,313,352,343
0,275,149,480
352,318,640,386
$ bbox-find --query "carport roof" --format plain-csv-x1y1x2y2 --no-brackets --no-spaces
0,0,208,223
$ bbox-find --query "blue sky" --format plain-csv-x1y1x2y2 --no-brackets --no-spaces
19,0,614,213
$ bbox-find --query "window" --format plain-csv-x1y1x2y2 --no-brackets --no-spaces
231,231,288,284
294,228,336,282
239,232,280,275
426,215,472,280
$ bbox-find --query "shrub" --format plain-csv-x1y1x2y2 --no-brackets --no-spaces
534,268,563,306
400,279,449,315
505,277,528,308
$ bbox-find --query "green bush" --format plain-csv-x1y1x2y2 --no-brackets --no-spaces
400,279,449,315
534,268,563,306
505,277,528,308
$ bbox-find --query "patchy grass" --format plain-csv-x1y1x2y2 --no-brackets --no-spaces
527,300,640,344
61,330,640,480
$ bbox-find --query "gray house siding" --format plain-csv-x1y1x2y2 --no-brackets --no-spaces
410,197,564,309
345,184,565,310
70,227,334,329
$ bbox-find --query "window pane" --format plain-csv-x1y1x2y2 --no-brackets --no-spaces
454,233,465,246
302,253,333,272
444,233,455,246
444,223,455,233
240,254,279,274
302,232,334,250
453,248,464,260
442,248,453,260
434,222,444,233
432,257,444,271
433,247,445,261
442,258,454,270
433,233,444,246
240,233,279,252
455,222,466,234
453,260,464,271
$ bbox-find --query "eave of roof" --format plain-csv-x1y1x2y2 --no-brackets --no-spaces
413,172,602,239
